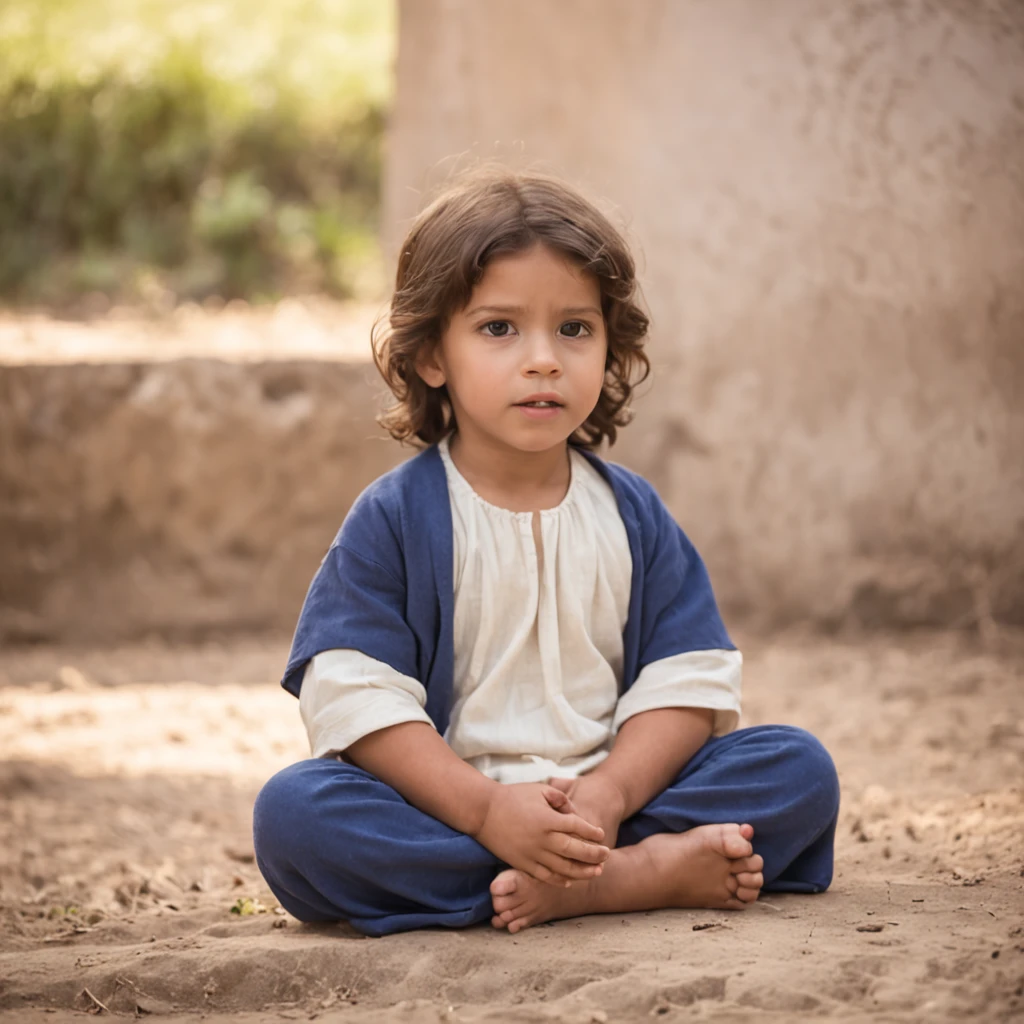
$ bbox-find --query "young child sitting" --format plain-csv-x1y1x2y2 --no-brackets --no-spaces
253,168,840,937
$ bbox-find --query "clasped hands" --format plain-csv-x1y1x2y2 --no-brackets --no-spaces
472,773,628,887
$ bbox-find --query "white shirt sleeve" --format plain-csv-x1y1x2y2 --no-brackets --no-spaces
612,648,743,737
298,648,435,758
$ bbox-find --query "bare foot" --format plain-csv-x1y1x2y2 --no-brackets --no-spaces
490,823,763,934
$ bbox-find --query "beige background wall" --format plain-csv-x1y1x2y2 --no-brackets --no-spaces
0,359,405,643
384,0,1024,627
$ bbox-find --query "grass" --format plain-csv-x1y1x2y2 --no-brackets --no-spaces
0,0,395,307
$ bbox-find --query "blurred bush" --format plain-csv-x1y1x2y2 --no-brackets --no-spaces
0,0,393,308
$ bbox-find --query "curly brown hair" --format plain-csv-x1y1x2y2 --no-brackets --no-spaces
372,167,650,450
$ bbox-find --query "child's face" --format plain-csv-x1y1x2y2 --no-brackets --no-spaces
418,243,608,454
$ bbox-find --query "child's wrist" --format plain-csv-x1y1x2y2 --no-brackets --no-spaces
581,771,629,819
461,775,502,839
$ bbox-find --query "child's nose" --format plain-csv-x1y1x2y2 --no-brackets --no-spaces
522,332,562,375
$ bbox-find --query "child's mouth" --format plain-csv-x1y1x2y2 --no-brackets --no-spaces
516,402,563,419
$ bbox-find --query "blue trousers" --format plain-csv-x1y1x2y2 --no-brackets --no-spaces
252,725,839,937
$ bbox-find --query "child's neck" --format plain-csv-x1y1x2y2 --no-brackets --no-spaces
447,432,571,513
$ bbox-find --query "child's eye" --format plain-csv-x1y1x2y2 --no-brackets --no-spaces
560,321,591,339
481,320,514,337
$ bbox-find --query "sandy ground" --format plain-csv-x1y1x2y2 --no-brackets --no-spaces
1,629,1022,1023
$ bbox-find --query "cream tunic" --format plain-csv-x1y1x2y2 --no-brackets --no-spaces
299,436,742,784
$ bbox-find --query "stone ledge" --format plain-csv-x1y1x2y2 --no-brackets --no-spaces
0,358,406,643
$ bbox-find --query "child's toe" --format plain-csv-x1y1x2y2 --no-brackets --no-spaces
489,869,519,898
729,854,763,874
735,871,763,889
718,825,754,858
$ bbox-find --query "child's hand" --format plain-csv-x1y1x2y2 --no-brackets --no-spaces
472,782,610,886
548,774,628,850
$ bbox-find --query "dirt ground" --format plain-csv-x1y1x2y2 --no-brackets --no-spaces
1,628,1022,1023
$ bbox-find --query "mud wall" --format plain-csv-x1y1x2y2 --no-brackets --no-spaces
0,361,404,643
384,0,1024,626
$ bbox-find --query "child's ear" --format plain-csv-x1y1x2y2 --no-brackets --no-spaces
414,343,446,389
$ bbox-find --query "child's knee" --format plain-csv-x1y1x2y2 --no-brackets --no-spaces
781,726,840,822
740,723,840,824
252,760,322,869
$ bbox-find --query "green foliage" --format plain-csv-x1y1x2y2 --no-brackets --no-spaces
230,896,269,915
47,904,80,918
0,0,393,306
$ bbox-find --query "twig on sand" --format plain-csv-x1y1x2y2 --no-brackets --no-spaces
81,986,112,1014
112,974,153,1003
44,925,94,942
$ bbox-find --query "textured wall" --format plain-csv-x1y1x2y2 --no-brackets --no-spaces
384,0,1024,627
0,361,403,643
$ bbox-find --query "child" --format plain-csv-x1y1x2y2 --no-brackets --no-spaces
253,168,840,937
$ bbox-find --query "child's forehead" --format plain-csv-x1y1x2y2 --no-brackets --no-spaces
466,243,600,304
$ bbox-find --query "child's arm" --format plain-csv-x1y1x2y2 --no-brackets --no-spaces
598,647,741,825
551,707,714,847
591,706,714,816
347,721,610,885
